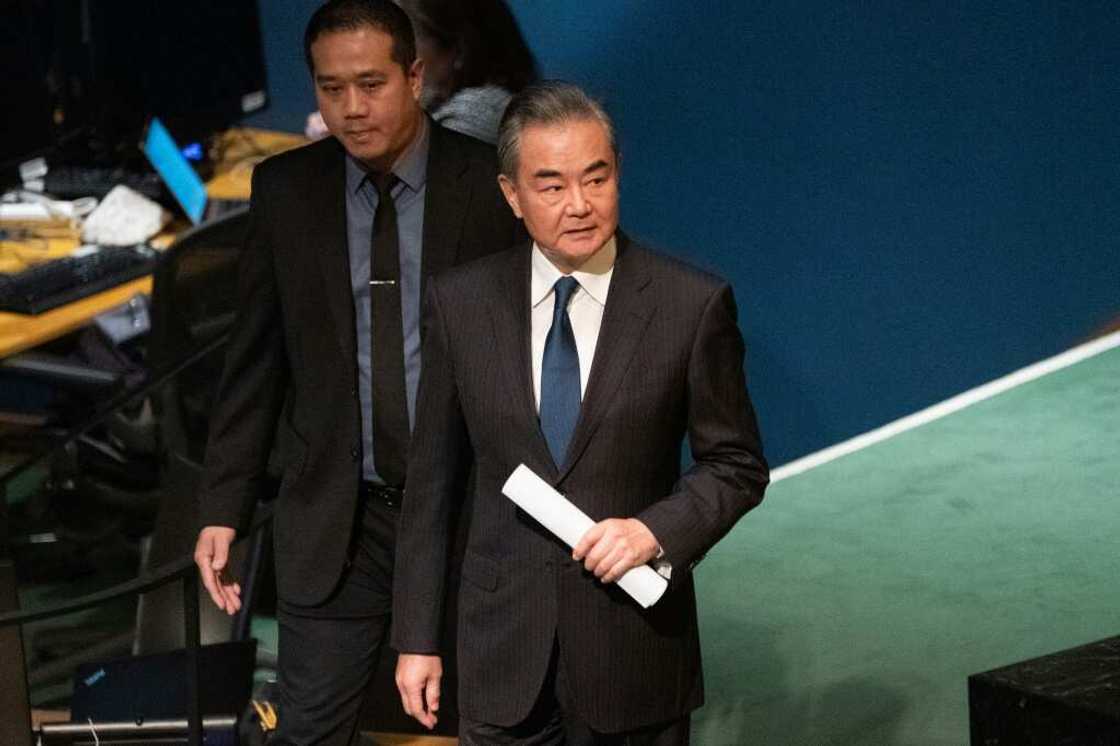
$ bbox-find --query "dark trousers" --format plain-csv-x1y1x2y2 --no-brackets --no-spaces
272,494,399,746
459,639,691,746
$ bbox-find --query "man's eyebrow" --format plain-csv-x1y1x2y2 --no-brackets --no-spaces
530,160,610,180
315,69,383,84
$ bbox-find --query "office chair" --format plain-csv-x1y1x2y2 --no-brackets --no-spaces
130,207,274,661
145,207,249,462
108,206,271,654
65,205,255,515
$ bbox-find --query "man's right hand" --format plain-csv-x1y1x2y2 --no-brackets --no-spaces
395,653,442,730
194,526,241,615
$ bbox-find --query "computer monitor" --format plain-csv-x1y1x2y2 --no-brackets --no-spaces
69,0,270,152
0,0,55,182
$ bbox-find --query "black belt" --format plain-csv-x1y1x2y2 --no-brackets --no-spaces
361,481,403,510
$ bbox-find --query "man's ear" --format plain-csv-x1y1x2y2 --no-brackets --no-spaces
408,58,424,101
497,174,523,219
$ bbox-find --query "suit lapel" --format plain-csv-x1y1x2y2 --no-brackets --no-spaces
313,139,358,367
557,233,654,483
490,244,557,478
420,122,470,303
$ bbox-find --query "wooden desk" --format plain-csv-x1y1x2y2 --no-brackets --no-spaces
0,128,306,358
206,127,307,200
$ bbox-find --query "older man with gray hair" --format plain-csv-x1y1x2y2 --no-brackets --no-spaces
392,81,768,745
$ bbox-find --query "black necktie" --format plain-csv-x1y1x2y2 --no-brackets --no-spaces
369,172,409,487
540,276,582,467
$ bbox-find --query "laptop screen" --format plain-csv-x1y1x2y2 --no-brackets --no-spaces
142,117,207,224
70,639,256,721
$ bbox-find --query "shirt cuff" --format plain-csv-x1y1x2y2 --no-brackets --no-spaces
653,545,672,579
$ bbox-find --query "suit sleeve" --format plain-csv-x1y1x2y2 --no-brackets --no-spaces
196,163,289,532
391,281,469,654
636,283,769,579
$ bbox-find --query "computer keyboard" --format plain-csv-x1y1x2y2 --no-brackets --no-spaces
43,166,164,201
0,246,156,314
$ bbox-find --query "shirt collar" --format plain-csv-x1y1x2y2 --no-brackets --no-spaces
530,235,617,308
344,116,430,195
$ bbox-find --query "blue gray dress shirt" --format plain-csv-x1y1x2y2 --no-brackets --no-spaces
344,120,429,483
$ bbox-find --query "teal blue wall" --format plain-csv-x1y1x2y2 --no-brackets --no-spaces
249,2,1120,464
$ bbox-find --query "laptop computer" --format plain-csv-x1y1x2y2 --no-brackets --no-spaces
69,639,256,722
141,117,246,224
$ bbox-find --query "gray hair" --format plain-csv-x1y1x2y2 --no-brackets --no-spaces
496,81,618,177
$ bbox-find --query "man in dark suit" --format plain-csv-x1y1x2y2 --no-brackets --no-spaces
191,1,520,742
392,82,769,745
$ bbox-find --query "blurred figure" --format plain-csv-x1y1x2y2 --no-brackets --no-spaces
403,0,538,142
307,0,538,144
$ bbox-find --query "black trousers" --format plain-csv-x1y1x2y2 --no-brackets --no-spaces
272,494,399,746
459,638,691,746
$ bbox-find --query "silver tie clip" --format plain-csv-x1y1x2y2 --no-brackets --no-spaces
369,280,397,286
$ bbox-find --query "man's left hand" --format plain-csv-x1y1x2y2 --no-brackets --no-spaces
572,518,660,583
395,654,442,730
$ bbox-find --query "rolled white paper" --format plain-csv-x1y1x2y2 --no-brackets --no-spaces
501,464,668,608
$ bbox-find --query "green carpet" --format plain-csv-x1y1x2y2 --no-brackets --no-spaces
694,344,1120,745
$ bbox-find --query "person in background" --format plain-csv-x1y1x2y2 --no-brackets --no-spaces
308,0,538,144
194,1,521,742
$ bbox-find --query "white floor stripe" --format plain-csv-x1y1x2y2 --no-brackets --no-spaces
770,329,1120,483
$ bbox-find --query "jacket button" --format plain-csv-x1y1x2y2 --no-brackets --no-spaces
350,446,360,461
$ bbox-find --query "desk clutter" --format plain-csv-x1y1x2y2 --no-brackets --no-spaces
0,129,302,371
1,185,166,273
1,185,165,317
1,127,304,319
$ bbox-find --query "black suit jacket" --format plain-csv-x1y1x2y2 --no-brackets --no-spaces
197,123,522,606
392,234,769,732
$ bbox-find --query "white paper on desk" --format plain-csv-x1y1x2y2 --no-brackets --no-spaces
0,203,52,220
81,185,169,246
501,464,668,608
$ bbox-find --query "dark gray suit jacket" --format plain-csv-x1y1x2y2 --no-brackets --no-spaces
392,234,769,732
197,123,522,606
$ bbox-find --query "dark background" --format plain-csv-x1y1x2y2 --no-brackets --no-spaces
245,1,1120,465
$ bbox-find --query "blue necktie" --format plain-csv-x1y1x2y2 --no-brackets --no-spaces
540,276,581,467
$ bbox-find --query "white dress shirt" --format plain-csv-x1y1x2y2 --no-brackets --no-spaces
530,236,616,409
528,236,672,578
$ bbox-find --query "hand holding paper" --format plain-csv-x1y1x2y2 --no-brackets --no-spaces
501,464,668,608
571,518,660,583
